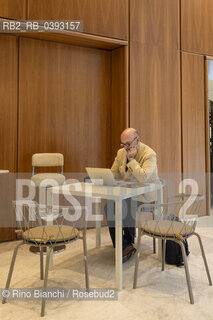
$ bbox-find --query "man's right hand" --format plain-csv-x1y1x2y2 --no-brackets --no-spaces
127,146,137,161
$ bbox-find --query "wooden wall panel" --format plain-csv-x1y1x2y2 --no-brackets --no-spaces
0,35,17,242
130,43,181,190
181,0,213,55
18,37,111,172
0,35,18,172
111,46,128,162
130,0,181,196
130,0,180,49
0,0,26,19
182,52,207,214
28,0,128,40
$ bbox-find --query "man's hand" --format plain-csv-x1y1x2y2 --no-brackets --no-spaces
127,146,137,161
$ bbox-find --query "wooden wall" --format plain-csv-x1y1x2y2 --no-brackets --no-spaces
18,37,111,172
0,35,17,241
130,0,181,194
111,46,128,159
0,0,27,19
0,0,128,39
28,0,128,40
129,0,210,208
180,0,211,210
181,52,206,214
181,0,213,55
130,0,179,48
0,35,18,172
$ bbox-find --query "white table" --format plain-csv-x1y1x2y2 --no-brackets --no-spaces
47,182,162,291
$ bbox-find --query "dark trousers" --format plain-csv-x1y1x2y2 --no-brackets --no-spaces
104,198,142,250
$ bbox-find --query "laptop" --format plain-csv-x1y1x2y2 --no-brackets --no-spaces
85,167,139,187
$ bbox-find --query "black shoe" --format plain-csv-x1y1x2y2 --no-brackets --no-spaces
122,244,136,263
176,262,184,267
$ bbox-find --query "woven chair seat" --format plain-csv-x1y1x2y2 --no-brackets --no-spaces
23,225,79,244
141,220,194,237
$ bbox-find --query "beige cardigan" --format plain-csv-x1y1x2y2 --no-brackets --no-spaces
111,142,159,202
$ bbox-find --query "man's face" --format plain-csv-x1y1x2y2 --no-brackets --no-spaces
120,135,139,150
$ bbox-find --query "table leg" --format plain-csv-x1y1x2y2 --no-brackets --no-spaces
157,185,163,260
95,202,101,248
46,188,54,270
115,199,123,291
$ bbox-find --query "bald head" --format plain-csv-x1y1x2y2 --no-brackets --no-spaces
120,128,140,150
121,128,139,141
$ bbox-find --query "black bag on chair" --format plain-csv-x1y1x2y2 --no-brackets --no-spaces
164,213,190,267
165,239,190,267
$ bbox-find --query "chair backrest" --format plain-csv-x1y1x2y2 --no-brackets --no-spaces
13,201,87,246
137,194,204,237
32,153,64,175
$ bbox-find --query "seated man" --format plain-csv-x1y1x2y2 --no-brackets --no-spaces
104,128,159,262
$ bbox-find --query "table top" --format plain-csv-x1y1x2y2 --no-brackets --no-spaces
50,182,161,201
